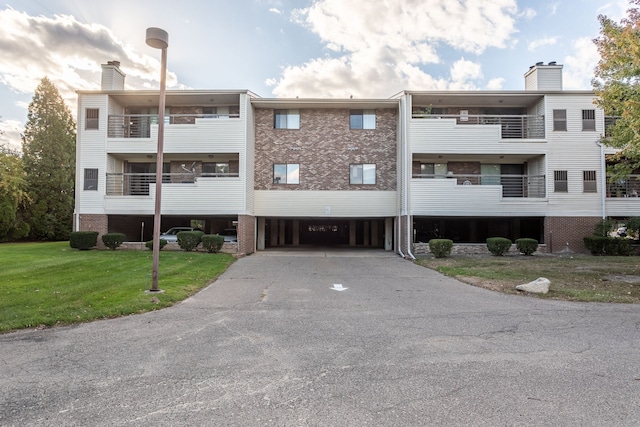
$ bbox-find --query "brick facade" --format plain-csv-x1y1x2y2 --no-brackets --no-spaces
254,108,397,191
78,214,109,248
544,216,601,253
237,214,255,255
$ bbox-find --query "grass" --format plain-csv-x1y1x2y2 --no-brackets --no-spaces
0,242,235,333
414,253,640,303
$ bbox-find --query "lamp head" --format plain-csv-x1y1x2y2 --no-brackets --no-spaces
146,27,169,49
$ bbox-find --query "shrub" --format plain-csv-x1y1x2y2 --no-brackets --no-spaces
584,236,632,256
486,237,512,256
624,217,640,235
177,230,204,251
428,239,453,258
202,234,225,253
69,231,99,250
594,218,615,237
145,239,168,251
515,238,538,256
101,232,125,250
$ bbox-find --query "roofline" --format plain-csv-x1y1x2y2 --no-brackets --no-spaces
250,98,400,109
76,89,261,98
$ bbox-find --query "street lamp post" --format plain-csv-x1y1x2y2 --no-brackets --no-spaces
146,27,169,292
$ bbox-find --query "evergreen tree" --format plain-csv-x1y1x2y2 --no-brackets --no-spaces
0,147,29,241
21,77,76,240
593,0,640,179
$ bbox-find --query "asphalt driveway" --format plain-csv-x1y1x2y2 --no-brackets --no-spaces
1,251,639,426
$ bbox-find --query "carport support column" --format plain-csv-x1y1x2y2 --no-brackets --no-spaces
257,217,266,250
385,218,393,251
293,220,300,246
349,220,356,246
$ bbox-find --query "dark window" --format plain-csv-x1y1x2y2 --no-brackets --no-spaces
350,110,376,129
84,168,98,190
553,110,567,131
554,170,568,192
583,170,597,193
582,109,596,131
85,108,99,130
274,110,300,129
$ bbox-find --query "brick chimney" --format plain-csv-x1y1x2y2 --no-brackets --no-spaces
101,60,126,90
524,61,563,91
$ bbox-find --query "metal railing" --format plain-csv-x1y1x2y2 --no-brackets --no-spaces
607,174,640,198
411,113,545,139
106,172,239,195
412,173,546,198
108,113,241,138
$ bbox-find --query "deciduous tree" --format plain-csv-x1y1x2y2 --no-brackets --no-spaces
0,147,29,240
593,0,640,179
21,77,76,240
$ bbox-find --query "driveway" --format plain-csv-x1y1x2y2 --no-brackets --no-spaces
1,252,639,426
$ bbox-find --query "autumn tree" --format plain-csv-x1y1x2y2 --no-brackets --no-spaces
0,147,29,241
21,77,76,240
593,0,640,179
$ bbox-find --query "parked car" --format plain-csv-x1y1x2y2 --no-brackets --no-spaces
217,228,238,243
159,227,196,242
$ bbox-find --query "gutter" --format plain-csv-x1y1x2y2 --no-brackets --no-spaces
596,140,606,220
401,95,415,260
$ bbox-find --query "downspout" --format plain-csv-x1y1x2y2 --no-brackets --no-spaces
596,140,606,220
402,95,415,260
396,96,405,258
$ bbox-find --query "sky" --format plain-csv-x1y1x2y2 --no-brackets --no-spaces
0,0,631,151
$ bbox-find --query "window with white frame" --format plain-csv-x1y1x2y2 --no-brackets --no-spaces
350,110,376,129
84,168,98,190
582,109,596,131
273,163,299,184
583,170,597,192
350,164,376,184
274,109,300,129
553,109,567,131
554,170,568,192
85,108,99,130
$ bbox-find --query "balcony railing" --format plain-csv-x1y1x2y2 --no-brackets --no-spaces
108,113,240,138
412,173,546,198
607,174,640,198
411,114,545,139
106,172,239,195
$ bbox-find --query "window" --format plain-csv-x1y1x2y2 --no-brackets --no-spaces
273,163,299,184
583,170,597,193
85,108,99,130
203,162,229,176
202,107,217,118
350,110,376,129
84,168,98,190
553,110,567,131
554,170,568,192
582,109,596,131
350,164,376,184
420,163,447,178
274,110,300,129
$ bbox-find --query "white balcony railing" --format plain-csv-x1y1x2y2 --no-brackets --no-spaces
411,114,545,139
108,113,240,138
412,173,546,198
106,172,239,196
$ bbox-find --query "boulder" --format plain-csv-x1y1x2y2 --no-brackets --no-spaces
516,277,550,294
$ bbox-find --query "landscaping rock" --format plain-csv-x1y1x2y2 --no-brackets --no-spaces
516,277,550,294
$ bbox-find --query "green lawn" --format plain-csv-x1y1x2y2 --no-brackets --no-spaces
0,242,235,333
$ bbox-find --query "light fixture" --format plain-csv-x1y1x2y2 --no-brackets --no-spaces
146,27,169,293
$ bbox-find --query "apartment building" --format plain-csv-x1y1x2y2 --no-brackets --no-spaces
74,61,636,255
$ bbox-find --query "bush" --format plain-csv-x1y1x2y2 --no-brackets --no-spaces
177,230,204,251
515,238,538,255
584,236,632,256
101,232,125,250
594,218,615,237
202,234,225,253
145,239,168,251
486,237,512,256
69,231,99,250
428,239,453,258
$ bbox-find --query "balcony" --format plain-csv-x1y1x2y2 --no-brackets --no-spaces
106,172,239,196
411,113,545,139
107,113,240,139
412,173,546,198
607,175,640,198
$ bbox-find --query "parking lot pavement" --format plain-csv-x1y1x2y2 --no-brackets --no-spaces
1,253,640,426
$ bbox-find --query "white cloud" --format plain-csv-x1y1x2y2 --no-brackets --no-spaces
528,36,559,51
486,77,505,90
0,119,23,152
520,8,537,19
275,0,520,97
563,37,600,89
269,8,282,14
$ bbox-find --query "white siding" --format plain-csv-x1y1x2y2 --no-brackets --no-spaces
254,191,397,217
105,179,245,215
410,179,548,216
244,94,256,214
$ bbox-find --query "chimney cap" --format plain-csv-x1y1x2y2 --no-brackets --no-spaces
536,61,544,66
106,60,121,67
548,61,557,65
